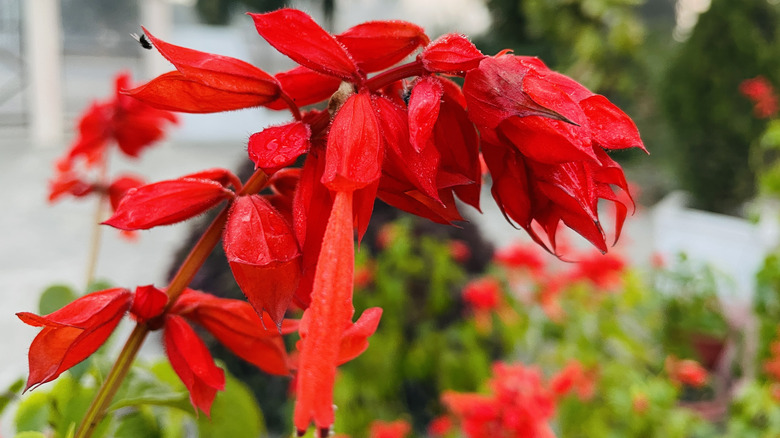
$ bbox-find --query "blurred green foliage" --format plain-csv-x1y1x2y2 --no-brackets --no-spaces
661,0,780,213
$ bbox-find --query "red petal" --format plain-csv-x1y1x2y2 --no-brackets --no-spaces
103,178,233,230
125,71,276,113
292,152,333,309
580,95,646,152
323,91,384,191
142,28,280,98
248,121,311,174
18,288,132,390
434,84,481,210
408,76,444,153
421,33,484,73
131,285,168,323
173,289,290,375
293,191,355,434
337,21,429,72
499,116,597,164
337,307,383,364
373,95,440,201
223,195,301,328
107,175,145,211
266,66,342,110
182,168,242,191
249,9,359,81
482,140,534,228
463,55,573,129
164,315,225,415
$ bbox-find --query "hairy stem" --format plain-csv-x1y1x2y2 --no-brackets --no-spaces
74,168,269,438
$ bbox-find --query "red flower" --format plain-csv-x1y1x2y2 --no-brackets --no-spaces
465,54,644,254
369,419,412,438
494,243,546,272
17,288,133,391
63,72,178,168
442,362,556,438
549,360,597,401
462,277,503,312
565,250,626,290
740,76,778,119
665,356,708,388
427,415,453,437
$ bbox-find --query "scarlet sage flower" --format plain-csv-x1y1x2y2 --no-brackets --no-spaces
466,54,644,254
740,76,779,119
124,8,646,435
665,356,708,388
17,288,133,391
61,72,178,169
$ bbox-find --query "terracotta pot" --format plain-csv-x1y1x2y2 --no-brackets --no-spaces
691,333,726,370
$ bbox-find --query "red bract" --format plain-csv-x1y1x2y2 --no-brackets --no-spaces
250,9,360,82
223,195,301,328
248,121,311,174
323,90,384,191
124,29,280,114
17,288,132,391
107,175,146,211
172,289,294,376
130,285,168,323
163,314,225,415
337,21,429,73
103,177,234,230
420,33,484,74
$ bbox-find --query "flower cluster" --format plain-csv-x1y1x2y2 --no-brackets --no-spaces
48,72,178,221
441,362,557,438
17,286,292,415
21,8,645,437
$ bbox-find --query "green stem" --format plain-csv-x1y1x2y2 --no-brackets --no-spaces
74,168,270,438
74,324,147,438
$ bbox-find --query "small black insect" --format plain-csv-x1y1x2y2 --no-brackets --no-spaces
131,32,153,50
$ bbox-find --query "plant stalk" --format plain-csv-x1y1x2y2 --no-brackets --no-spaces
74,168,269,438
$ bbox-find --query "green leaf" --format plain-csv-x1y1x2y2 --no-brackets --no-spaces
14,391,49,433
86,280,114,294
197,372,265,438
0,378,25,416
110,366,191,412
113,409,161,438
14,432,47,438
38,285,78,315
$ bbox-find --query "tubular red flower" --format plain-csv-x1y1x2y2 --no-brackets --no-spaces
163,314,225,415
293,191,383,437
103,177,234,231
17,288,132,391
223,195,301,329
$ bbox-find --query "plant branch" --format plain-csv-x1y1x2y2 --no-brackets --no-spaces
74,168,270,438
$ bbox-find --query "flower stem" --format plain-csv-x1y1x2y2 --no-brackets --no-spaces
74,324,147,438
74,168,270,438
